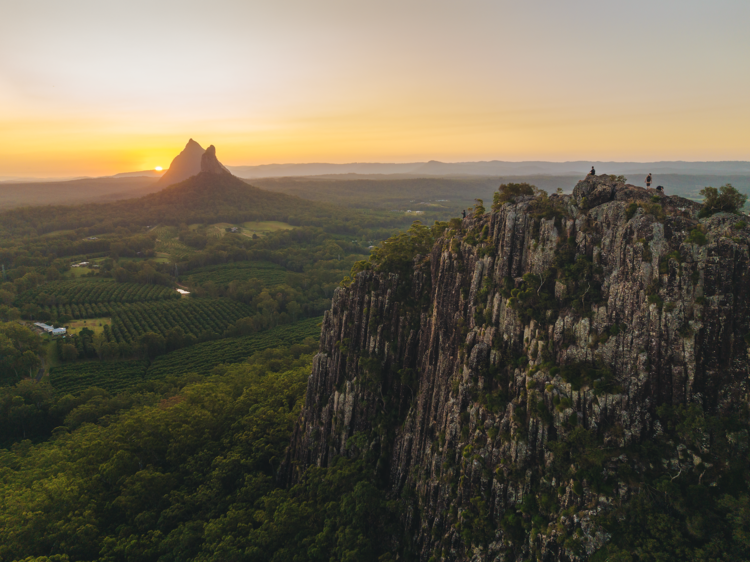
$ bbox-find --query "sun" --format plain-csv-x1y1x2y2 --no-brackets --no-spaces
155,166,163,171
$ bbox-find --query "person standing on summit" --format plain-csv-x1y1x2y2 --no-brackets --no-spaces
646,173,652,188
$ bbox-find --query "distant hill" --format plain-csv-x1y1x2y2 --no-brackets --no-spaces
111,170,165,178
0,176,161,210
229,160,750,179
251,173,750,210
3,148,749,213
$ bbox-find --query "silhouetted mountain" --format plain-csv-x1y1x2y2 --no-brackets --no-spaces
137,146,303,222
200,145,232,176
0,146,352,237
158,139,205,186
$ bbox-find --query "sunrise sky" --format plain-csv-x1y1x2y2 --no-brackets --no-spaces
1,0,749,177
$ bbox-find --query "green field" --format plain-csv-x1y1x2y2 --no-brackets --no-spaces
66,317,111,336
20,279,178,307
153,225,195,261
49,360,149,395
241,220,296,236
47,317,322,394
108,298,255,342
39,298,255,340
183,260,288,287
206,220,295,238
64,266,99,278
146,316,322,378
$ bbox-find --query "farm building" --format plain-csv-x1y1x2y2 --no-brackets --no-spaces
71,261,90,268
34,322,67,335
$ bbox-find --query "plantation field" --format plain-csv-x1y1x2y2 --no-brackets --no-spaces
40,298,253,340
146,316,322,378
47,317,322,394
108,298,254,342
20,279,179,308
49,360,149,395
66,317,111,336
184,261,287,287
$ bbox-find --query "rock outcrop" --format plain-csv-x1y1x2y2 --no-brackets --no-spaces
284,175,750,560
158,139,205,186
200,145,232,176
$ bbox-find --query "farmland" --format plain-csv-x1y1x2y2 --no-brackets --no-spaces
108,298,255,342
20,279,178,307
40,298,256,340
65,317,111,336
183,260,287,287
46,317,322,395
241,220,296,236
146,316,322,378
206,220,295,238
49,360,149,395
153,225,195,261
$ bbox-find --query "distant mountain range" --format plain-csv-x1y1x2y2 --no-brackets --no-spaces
2,140,749,212
5,158,750,184
227,160,750,179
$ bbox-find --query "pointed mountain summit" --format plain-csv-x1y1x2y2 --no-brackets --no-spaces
158,139,205,186
200,145,232,176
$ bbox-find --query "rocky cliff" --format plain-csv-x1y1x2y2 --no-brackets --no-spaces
284,175,750,561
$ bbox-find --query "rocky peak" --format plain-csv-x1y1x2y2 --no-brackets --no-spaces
158,139,205,186
200,145,232,176
283,175,750,560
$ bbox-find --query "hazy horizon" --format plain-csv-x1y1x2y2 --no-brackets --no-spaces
5,157,750,182
2,0,749,176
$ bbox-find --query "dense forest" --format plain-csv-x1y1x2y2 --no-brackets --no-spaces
1,172,749,561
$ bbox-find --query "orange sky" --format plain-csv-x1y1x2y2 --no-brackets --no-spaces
1,0,749,177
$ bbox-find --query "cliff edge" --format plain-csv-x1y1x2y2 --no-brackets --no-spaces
284,175,750,561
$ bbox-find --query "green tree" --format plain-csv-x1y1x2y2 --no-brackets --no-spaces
699,184,748,217
0,322,43,384
492,182,537,209
138,331,166,359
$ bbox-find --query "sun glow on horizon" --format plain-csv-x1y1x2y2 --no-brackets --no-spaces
2,1,750,177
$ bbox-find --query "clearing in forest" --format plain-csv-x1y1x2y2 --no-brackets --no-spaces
153,225,194,260
65,317,112,336
241,220,295,237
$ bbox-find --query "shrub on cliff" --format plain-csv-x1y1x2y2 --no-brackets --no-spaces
698,184,747,217
352,220,440,279
492,182,538,209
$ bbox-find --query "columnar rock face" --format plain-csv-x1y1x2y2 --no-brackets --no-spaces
158,139,205,186
284,175,750,560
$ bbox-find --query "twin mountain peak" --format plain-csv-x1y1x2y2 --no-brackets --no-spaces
158,139,232,186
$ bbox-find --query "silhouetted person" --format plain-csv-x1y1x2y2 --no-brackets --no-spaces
646,173,652,188
656,185,664,193
462,209,466,219
589,166,596,176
